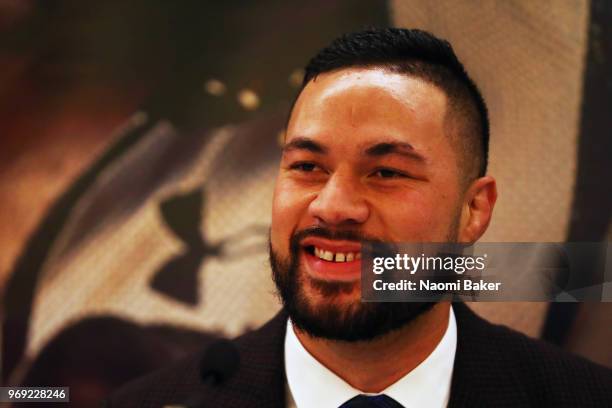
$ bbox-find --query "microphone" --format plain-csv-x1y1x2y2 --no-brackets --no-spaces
170,339,241,408
199,338,241,385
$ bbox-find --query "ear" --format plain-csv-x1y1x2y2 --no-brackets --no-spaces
458,176,497,243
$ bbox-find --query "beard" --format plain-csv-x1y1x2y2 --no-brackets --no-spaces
270,223,460,342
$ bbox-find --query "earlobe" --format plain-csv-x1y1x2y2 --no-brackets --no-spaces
458,176,497,243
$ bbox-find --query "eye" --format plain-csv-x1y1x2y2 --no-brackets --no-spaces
289,162,319,172
372,168,407,179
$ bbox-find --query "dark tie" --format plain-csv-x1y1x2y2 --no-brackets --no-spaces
339,394,404,408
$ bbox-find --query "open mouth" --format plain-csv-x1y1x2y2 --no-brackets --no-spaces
303,245,362,263
299,237,363,282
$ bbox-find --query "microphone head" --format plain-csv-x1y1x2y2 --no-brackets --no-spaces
199,339,241,385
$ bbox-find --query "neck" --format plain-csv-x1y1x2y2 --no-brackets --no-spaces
293,302,451,393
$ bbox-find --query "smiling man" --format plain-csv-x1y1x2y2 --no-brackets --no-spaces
267,34,491,405
107,28,612,408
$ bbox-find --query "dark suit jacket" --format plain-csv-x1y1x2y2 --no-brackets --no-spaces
106,304,612,407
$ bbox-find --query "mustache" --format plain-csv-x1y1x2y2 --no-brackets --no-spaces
290,226,384,250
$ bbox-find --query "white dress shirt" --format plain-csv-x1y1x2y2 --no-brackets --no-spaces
284,307,457,408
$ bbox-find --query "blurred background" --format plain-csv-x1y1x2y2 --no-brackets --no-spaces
0,0,610,406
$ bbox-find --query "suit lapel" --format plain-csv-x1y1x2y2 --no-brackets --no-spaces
213,309,288,408
448,303,531,407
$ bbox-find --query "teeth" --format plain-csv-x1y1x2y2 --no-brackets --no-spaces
312,247,359,263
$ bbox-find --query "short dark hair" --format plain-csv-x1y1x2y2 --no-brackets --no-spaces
298,27,489,182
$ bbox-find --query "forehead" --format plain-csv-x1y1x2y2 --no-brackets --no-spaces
286,67,448,150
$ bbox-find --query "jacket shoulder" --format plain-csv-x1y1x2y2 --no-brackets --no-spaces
452,304,612,407
494,322,612,405
105,310,288,408
104,343,208,407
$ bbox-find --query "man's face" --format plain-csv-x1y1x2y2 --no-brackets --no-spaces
270,68,465,340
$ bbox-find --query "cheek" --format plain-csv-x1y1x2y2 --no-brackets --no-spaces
270,180,312,251
376,190,458,241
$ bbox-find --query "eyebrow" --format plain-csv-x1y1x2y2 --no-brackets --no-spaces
282,137,328,154
282,137,427,163
364,142,426,163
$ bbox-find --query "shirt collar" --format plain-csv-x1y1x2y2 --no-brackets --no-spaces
284,306,457,408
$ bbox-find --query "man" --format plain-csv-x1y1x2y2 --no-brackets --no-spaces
107,28,612,407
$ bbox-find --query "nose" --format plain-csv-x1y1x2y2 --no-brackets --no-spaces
308,173,369,226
